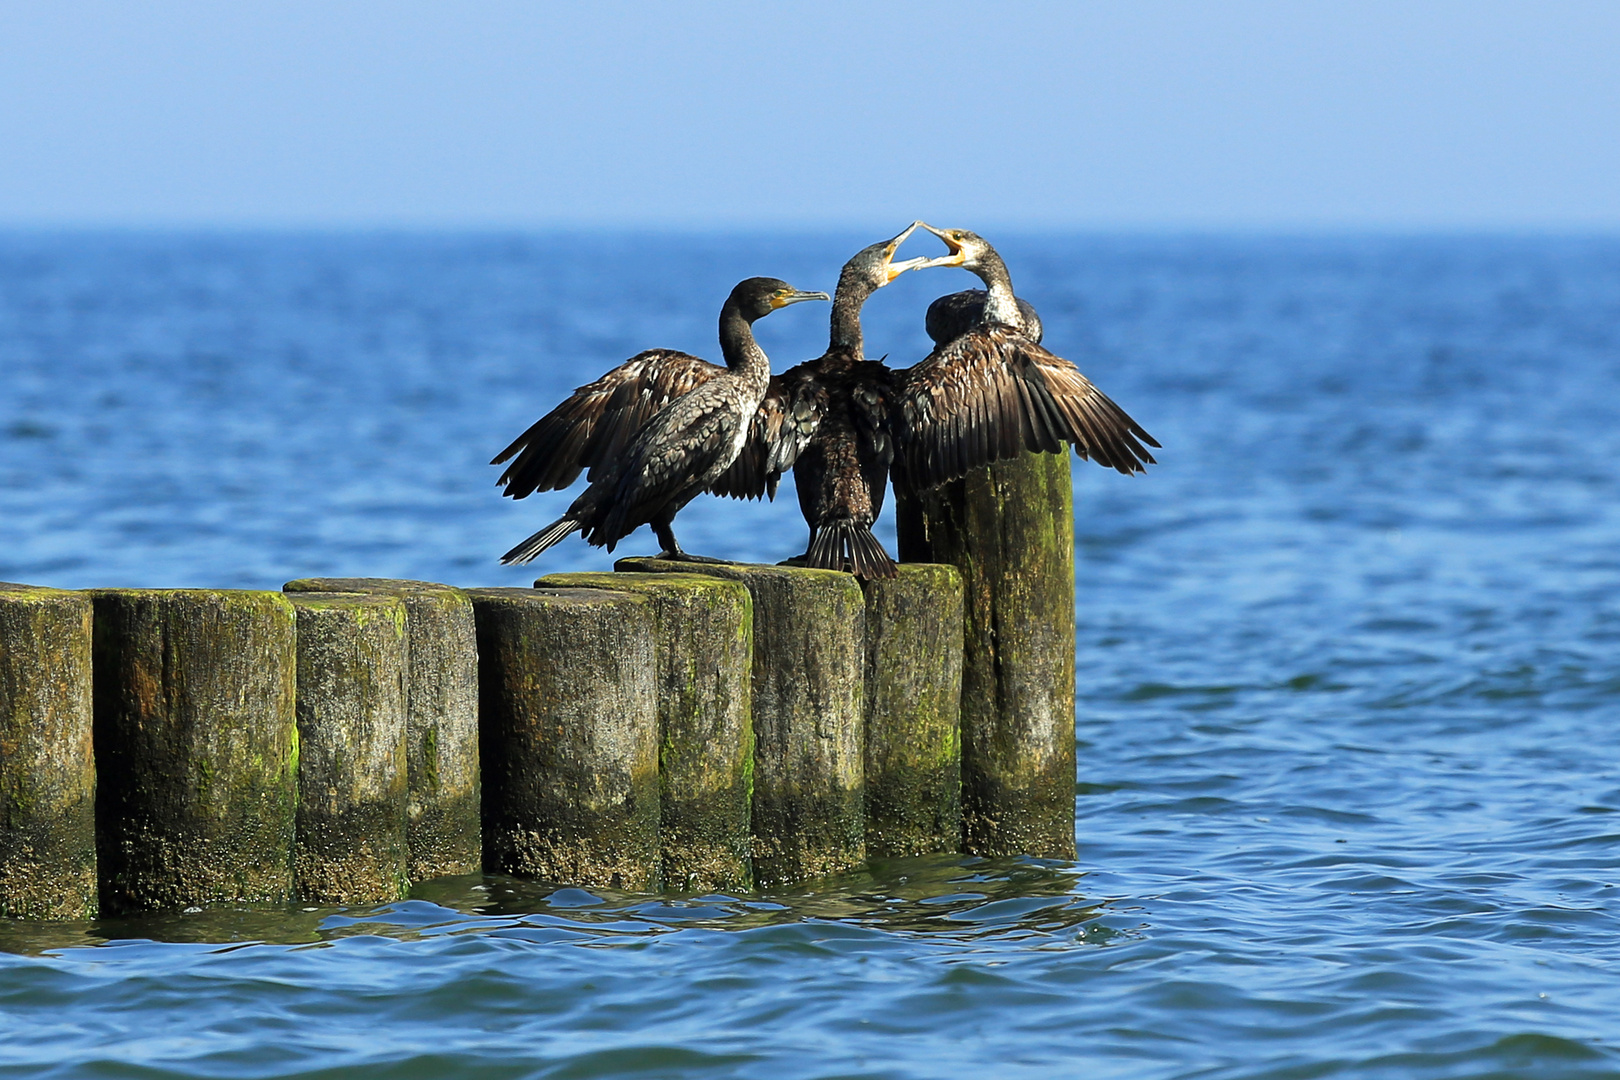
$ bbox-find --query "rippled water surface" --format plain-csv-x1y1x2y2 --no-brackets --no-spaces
2,232,1619,1078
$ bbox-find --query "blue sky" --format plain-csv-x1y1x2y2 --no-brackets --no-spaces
2,1,1617,230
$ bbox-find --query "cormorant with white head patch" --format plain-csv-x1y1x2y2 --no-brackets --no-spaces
492,276,828,564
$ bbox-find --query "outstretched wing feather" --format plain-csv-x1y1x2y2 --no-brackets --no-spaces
492,349,724,498
894,325,1159,492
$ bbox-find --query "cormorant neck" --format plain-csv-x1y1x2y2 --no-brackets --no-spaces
827,272,875,358
718,299,769,373
973,250,1023,330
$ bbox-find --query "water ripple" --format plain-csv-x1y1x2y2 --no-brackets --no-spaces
4,234,1620,1077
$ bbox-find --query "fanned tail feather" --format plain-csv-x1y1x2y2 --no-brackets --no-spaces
500,516,582,565
806,520,899,580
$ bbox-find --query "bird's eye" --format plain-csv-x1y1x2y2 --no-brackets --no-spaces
952,231,965,240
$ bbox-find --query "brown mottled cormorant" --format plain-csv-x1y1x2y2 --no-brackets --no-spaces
492,276,829,564
725,224,931,578
892,224,1159,492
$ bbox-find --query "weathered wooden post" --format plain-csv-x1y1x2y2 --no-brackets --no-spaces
90,589,299,914
617,560,864,887
896,452,1078,859
468,587,659,890
539,572,753,892
859,564,964,858
286,592,409,904
0,584,97,919
283,579,480,881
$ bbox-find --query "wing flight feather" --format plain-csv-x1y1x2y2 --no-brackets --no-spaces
492,349,723,498
894,325,1159,492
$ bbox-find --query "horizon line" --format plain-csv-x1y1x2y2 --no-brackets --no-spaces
3,219,1620,239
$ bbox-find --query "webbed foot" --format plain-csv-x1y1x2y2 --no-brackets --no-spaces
654,550,729,564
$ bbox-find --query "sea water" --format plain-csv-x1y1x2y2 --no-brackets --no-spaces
1,231,1617,1078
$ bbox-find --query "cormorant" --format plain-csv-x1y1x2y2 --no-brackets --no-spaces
492,276,829,564
924,288,1043,347
892,224,1159,493
738,226,1158,579
751,223,933,578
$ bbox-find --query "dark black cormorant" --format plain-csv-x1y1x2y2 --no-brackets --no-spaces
491,276,829,564
924,288,1043,347
750,223,932,578
892,224,1159,492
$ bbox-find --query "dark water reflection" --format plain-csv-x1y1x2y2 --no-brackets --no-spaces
0,857,1104,956
2,232,1619,1077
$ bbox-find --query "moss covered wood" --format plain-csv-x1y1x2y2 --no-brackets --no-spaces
287,592,410,904
540,572,753,892
895,451,1078,859
616,559,864,887
859,565,965,858
283,579,480,880
90,589,298,914
0,584,97,919
468,587,659,890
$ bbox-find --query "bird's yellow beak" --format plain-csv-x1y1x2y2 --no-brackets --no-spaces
916,221,967,268
886,255,932,280
769,288,832,309
881,221,926,281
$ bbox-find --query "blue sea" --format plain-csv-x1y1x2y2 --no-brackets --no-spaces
1,231,1618,1079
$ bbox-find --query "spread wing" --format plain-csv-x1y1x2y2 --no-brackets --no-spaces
709,364,827,501
893,325,1159,492
492,349,725,498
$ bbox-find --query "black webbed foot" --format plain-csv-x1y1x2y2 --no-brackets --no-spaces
658,551,728,564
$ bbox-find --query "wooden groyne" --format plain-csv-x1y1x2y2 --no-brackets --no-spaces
470,586,660,891
534,572,753,892
859,564,965,858
898,453,1079,859
285,591,410,904
1,539,1078,918
0,584,96,919
281,579,482,882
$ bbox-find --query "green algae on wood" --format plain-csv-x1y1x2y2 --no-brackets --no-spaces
616,560,865,887
540,572,753,893
468,587,659,891
283,579,480,881
286,592,410,904
896,451,1078,859
859,564,964,858
0,583,97,919
90,589,299,914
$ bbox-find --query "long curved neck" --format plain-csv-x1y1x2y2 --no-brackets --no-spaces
718,300,769,376
973,249,1022,330
827,272,875,360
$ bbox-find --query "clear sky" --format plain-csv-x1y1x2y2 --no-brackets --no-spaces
2,1,1618,230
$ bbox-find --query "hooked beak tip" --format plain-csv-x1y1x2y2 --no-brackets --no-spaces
918,221,964,253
